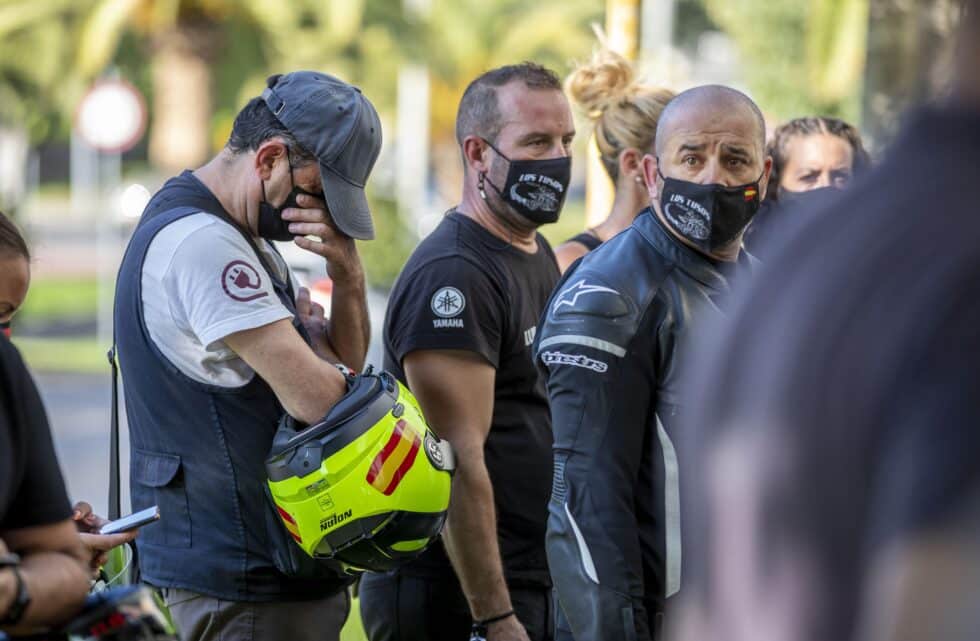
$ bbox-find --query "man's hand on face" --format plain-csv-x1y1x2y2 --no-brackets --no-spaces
72,501,137,575
282,192,363,282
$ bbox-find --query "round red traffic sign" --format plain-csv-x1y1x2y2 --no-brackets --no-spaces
75,79,147,153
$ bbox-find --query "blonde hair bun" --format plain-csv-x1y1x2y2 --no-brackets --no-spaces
565,48,675,182
566,49,637,120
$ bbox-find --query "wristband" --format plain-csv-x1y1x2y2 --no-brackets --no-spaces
470,610,515,640
0,555,30,626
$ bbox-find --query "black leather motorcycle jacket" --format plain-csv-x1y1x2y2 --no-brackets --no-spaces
534,208,754,641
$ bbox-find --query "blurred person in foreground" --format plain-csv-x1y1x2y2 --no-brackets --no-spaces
671,3,980,641
0,212,130,635
113,72,381,641
534,85,770,641
359,62,574,641
744,116,870,254
554,49,674,272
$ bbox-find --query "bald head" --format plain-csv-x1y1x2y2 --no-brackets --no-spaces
655,85,766,157
640,83,773,260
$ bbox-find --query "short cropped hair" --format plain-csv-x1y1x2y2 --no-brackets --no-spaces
226,75,318,167
455,62,562,147
0,211,29,261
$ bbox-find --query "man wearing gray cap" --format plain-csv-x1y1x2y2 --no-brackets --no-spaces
112,71,382,641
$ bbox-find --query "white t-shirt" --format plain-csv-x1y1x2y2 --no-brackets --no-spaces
141,213,301,387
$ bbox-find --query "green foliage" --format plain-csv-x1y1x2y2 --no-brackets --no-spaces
341,597,369,641
701,0,868,122
360,195,417,291
0,1,90,140
11,337,106,373
538,199,587,249
19,278,98,323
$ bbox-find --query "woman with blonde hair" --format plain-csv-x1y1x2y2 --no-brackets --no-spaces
555,49,674,272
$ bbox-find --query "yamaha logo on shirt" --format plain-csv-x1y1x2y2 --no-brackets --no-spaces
431,286,465,328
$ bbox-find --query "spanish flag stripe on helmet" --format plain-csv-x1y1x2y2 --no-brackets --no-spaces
368,426,406,481
276,505,297,525
276,506,302,542
381,437,420,496
366,419,421,495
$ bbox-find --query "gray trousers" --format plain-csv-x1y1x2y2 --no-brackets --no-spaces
161,587,349,641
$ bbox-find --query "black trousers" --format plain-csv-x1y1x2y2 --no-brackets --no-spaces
359,570,554,641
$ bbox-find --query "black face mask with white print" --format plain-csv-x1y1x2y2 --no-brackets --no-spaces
657,167,765,253
479,139,571,225
777,185,839,209
258,160,320,242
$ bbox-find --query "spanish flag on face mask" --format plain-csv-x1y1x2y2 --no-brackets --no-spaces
744,186,758,202
366,419,421,496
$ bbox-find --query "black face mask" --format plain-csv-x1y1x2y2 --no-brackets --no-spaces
258,164,320,241
777,185,839,209
657,168,765,252
479,139,571,225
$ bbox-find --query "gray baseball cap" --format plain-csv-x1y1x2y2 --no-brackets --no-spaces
262,71,382,240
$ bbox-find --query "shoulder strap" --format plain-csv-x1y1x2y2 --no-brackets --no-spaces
107,341,121,521
568,231,602,252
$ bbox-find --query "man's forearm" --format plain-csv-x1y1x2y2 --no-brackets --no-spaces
326,267,370,371
1,552,89,632
442,462,513,620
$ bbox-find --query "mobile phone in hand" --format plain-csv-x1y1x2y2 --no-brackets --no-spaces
99,505,160,535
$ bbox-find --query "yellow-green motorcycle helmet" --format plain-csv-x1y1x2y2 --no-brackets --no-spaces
265,369,455,573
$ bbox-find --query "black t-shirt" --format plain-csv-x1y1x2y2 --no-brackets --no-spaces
680,106,980,641
383,211,560,586
0,336,72,531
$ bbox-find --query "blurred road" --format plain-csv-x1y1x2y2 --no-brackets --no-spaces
36,371,130,517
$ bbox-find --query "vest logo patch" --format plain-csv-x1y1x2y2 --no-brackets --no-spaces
221,260,268,302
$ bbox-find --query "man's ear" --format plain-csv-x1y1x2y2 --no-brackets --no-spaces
640,154,660,201
462,135,491,175
255,140,288,181
758,155,774,201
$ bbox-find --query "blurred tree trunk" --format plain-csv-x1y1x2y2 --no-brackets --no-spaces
148,21,219,173
862,0,962,147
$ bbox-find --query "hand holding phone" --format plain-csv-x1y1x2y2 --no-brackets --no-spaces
99,506,160,535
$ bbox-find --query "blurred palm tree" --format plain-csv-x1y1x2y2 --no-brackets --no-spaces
0,0,88,141
0,0,600,179
405,0,603,202
702,0,869,122
74,0,392,172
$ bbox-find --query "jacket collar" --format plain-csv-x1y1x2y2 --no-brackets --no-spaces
633,207,748,292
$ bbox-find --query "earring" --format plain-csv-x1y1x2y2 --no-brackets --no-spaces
478,173,488,200
635,176,643,184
